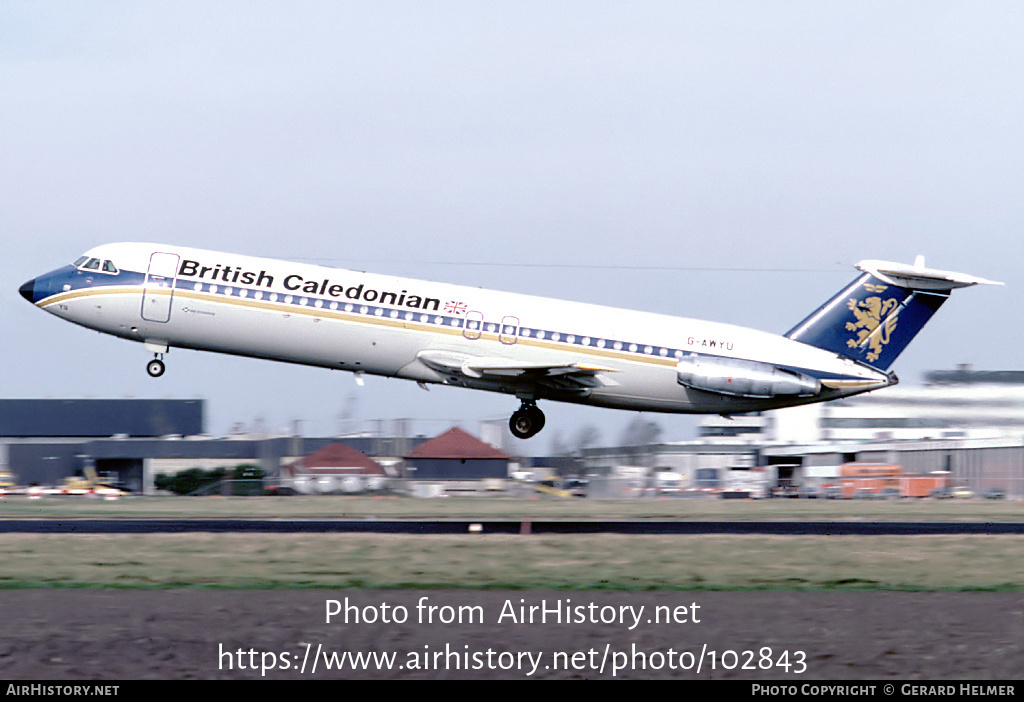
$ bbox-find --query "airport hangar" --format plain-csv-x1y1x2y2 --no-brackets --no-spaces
0,399,374,492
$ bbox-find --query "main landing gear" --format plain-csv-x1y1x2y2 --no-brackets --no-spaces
509,401,545,439
146,355,166,378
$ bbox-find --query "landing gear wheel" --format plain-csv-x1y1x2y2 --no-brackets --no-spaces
509,403,545,439
146,358,165,378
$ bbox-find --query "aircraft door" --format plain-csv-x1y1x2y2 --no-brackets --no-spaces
499,316,519,345
141,252,180,323
463,310,484,340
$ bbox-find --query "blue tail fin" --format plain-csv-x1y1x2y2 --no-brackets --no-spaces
785,258,1000,371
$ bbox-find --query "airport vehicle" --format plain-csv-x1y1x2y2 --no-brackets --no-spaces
62,466,127,497
20,244,999,439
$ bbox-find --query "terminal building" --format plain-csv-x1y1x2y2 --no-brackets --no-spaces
585,368,1024,498
698,367,1024,444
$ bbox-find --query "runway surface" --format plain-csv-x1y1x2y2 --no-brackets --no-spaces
2,519,1024,534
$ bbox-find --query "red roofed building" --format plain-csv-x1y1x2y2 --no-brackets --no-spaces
403,427,510,480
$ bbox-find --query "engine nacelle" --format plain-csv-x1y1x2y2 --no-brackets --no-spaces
676,355,820,398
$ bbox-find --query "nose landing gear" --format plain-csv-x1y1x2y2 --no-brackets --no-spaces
146,355,166,378
509,401,545,439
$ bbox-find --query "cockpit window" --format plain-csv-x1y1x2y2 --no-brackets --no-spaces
74,256,118,274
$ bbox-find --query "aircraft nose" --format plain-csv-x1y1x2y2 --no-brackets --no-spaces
19,278,36,303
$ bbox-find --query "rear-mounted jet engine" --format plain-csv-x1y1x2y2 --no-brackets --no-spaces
676,355,820,398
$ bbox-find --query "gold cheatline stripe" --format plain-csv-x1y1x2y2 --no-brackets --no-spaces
40,285,681,369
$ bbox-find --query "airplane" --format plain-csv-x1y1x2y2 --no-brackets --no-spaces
19,243,1000,439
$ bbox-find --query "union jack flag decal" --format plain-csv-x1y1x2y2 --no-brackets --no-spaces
444,300,467,315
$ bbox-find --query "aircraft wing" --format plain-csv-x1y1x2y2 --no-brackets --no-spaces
417,350,619,390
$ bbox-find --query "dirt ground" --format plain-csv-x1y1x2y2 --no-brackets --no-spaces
1,589,1021,680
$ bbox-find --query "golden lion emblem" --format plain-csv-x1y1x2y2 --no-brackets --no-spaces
845,288,899,362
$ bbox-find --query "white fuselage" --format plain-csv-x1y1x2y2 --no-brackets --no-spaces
25,243,891,416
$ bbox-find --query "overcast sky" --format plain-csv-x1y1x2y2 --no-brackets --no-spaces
2,2,1022,450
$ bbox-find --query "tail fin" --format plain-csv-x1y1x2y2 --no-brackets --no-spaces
785,257,1001,371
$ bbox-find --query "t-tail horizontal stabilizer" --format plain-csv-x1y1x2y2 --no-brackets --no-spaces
785,257,1001,371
